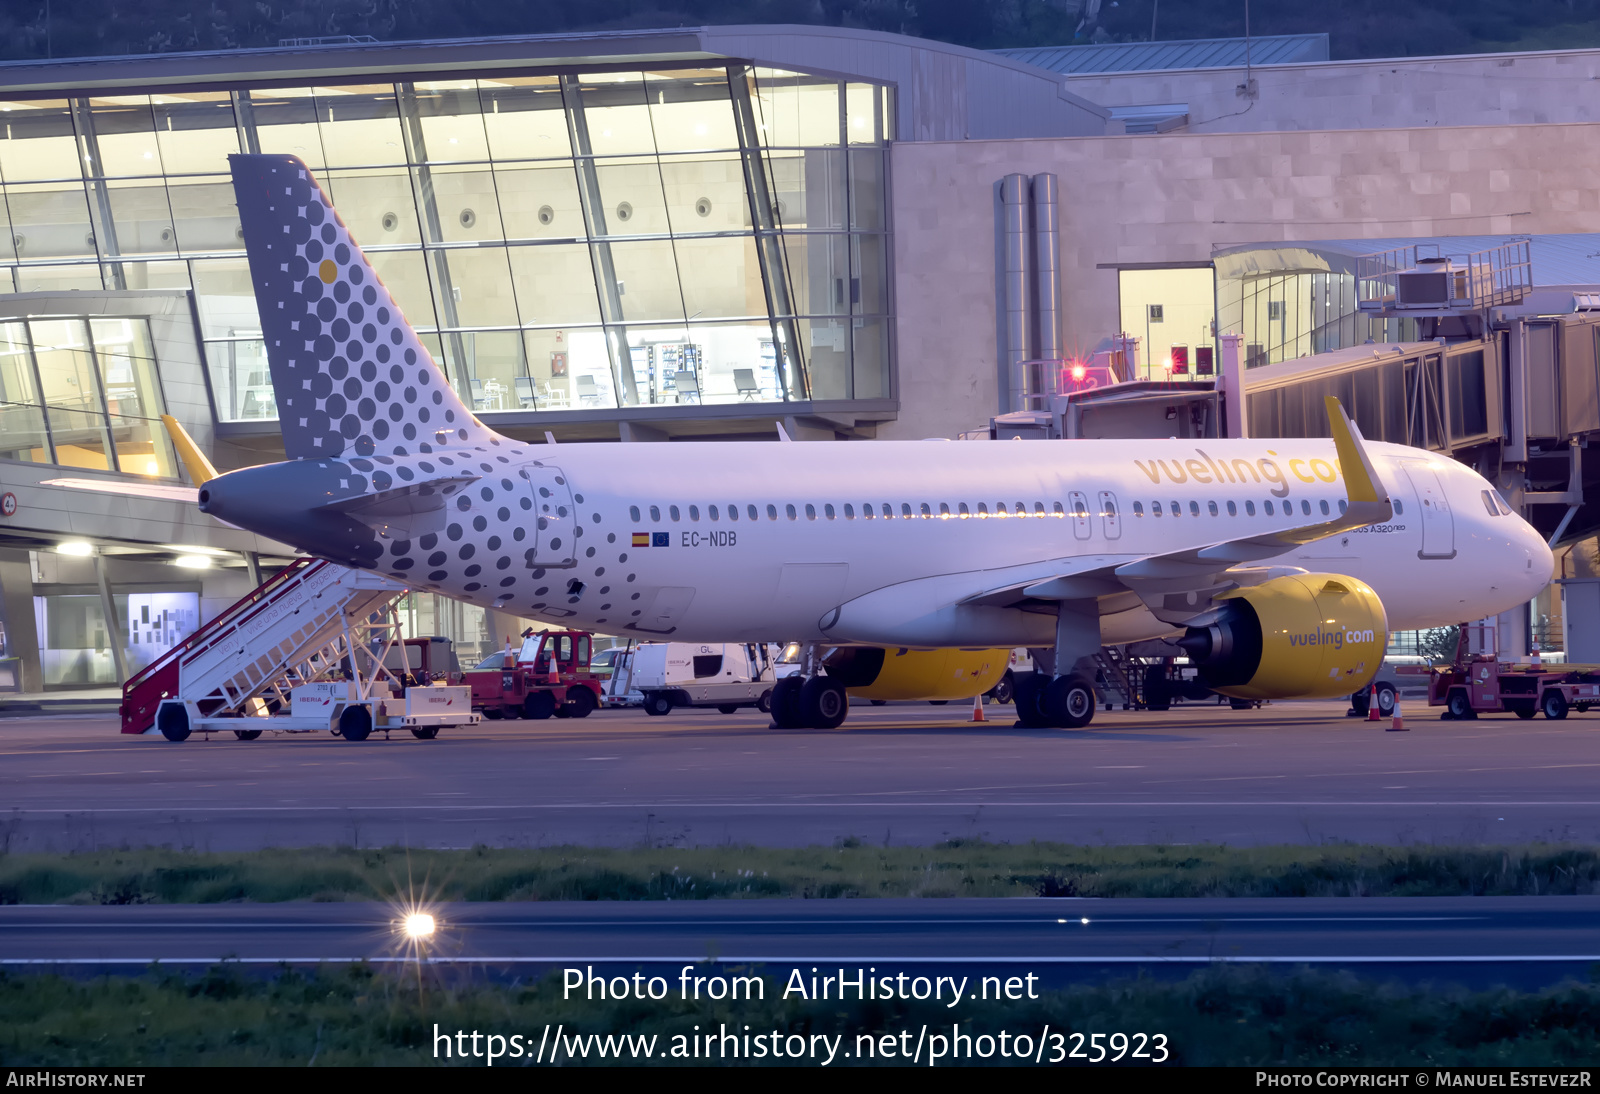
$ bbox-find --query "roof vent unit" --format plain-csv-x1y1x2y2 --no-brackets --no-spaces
1357,239,1532,316
1394,257,1463,308
1573,292,1600,313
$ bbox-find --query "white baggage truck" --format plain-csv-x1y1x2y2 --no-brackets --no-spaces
611,642,780,715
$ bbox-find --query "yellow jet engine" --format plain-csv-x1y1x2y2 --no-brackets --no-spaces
822,646,1010,702
1177,573,1388,701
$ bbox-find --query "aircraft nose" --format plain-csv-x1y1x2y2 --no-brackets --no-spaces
1522,523,1555,596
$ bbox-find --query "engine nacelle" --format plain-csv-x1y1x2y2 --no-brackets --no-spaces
1178,573,1387,700
823,646,1009,702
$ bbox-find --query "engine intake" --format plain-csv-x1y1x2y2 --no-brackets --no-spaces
1179,573,1388,700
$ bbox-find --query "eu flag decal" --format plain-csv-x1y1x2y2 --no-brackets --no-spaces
631,532,650,547
652,532,670,547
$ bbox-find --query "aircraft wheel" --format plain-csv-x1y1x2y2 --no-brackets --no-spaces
1446,689,1475,720
644,692,673,717
338,705,373,742
523,691,557,720
1045,675,1096,729
157,703,191,743
717,704,740,714
1543,690,1569,721
799,677,848,730
1510,701,1537,720
1011,672,1050,728
564,687,597,719
233,729,262,741
410,727,438,739
769,677,804,728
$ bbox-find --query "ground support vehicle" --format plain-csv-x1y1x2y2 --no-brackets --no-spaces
459,629,603,720
121,559,479,742
616,641,779,715
1405,627,1600,720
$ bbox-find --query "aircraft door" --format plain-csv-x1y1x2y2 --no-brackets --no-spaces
521,464,578,568
1098,490,1122,540
1402,462,1456,559
1068,491,1093,540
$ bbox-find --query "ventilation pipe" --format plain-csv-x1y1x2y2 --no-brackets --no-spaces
1001,173,1034,411
1031,173,1062,366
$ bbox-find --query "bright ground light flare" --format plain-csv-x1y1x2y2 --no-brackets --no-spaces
405,913,436,939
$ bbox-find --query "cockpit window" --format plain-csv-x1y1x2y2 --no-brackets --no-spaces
1481,490,1499,517
1492,489,1514,516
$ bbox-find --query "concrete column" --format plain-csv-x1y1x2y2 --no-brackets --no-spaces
93,552,128,685
0,549,41,692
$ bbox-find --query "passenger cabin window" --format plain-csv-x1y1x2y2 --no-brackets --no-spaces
1227,501,1237,516
747,504,758,520
669,505,681,521
1319,500,1330,515
958,503,970,517
1208,501,1219,516
1338,500,1347,514
650,505,661,522
786,504,797,520
881,504,893,518
939,503,950,518
767,504,778,520
1301,500,1311,516
689,505,700,521
1394,499,1405,515
629,505,641,522
920,503,932,519
1053,502,1064,517
1169,501,1180,516
901,503,912,519
1152,501,1162,517
825,504,836,519
977,503,989,517
862,503,874,520
1189,501,1200,517
1246,501,1256,516
1034,502,1046,517
1264,500,1274,515
844,504,855,519
727,504,737,521
1133,501,1145,516
805,503,817,520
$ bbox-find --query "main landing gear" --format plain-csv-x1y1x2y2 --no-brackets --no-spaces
1010,672,1097,729
768,643,850,730
768,674,849,730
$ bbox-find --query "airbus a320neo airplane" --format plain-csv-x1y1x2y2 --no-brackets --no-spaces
194,154,1553,730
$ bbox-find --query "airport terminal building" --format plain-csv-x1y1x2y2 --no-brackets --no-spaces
2,24,1599,689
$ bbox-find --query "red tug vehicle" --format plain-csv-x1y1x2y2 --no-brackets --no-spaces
458,629,604,721
1399,625,1600,721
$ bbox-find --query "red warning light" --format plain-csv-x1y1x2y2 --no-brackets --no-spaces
1070,363,1086,381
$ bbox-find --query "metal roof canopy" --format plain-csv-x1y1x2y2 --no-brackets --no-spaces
1212,234,1600,291
997,33,1329,75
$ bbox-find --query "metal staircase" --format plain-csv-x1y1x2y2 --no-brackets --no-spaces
120,559,407,734
1092,645,1139,710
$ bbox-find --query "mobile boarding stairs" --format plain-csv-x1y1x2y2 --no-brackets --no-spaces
119,558,479,742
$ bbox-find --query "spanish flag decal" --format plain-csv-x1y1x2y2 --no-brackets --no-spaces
631,532,650,547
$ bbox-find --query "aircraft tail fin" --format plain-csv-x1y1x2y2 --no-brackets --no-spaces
228,153,491,461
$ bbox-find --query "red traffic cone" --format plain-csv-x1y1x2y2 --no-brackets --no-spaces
1530,634,1542,668
1366,682,1381,721
971,693,986,723
1388,692,1407,732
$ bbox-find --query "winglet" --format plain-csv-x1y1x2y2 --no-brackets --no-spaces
1324,396,1389,510
161,415,219,486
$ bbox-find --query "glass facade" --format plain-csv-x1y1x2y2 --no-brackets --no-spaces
0,65,893,423
1216,266,1424,369
0,316,175,475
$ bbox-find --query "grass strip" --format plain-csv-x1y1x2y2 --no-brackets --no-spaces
3,963,1599,1066
5,841,1600,904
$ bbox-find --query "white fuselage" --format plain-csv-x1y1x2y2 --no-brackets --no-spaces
362,435,1552,647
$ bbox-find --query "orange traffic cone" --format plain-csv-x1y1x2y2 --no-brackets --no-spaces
1366,682,1381,721
971,694,986,723
1388,692,1407,732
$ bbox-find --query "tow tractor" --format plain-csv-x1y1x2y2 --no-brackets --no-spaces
460,628,603,720
1398,625,1600,720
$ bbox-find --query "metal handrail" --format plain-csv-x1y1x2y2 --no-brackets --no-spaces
1357,239,1531,311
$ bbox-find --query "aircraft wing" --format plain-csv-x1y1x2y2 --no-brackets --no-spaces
826,399,1397,645
967,397,1395,625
